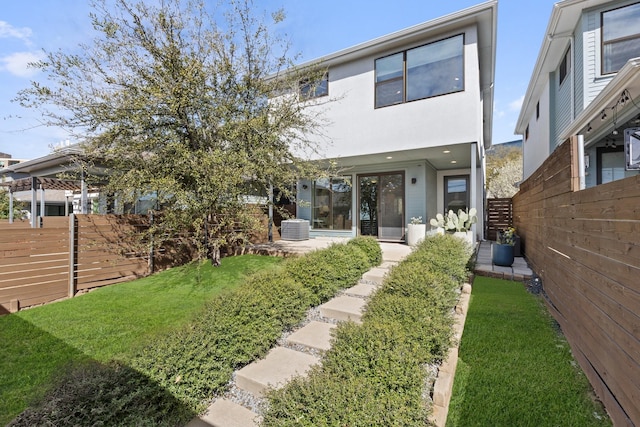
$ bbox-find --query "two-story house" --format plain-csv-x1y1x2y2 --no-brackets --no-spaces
286,2,497,244
516,0,640,187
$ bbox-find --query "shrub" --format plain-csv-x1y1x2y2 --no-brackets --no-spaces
263,233,471,425
8,361,192,427
407,234,471,282
347,236,382,267
128,242,368,413
282,243,370,306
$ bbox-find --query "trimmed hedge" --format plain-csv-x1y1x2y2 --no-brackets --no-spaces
281,242,373,306
263,234,471,426
347,235,383,267
10,240,381,426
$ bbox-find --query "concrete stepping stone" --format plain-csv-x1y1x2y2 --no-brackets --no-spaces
343,282,377,298
186,398,260,427
361,267,388,284
319,295,366,323
286,321,336,351
235,347,319,396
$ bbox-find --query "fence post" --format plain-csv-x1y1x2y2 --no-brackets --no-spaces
68,214,77,298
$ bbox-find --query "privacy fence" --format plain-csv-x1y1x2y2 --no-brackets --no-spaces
485,197,513,241
0,214,193,315
512,137,639,426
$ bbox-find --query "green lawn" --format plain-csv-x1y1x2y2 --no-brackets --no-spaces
447,276,611,427
0,255,281,425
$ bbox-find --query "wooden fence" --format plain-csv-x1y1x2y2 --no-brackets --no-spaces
512,137,639,426
1,215,158,314
485,197,513,241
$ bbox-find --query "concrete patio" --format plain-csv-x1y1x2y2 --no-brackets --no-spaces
474,240,533,281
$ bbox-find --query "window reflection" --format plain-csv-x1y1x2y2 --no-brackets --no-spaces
313,177,352,230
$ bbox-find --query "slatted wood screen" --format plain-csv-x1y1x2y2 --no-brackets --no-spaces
512,136,639,426
0,214,150,314
486,198,512,241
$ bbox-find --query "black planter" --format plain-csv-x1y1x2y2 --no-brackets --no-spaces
492,243,514,267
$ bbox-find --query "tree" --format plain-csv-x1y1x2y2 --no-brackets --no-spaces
0,189,25,220
486,144,523,198
16,0,330,263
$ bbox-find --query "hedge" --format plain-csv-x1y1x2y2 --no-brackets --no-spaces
262,234,471,426
9,239,381,426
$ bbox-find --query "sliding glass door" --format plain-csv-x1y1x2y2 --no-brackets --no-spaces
358,172,404,241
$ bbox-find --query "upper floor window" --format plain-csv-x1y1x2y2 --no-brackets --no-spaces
559,48,570,86
602,2,640,74
375,34,464,108
300,73,328,99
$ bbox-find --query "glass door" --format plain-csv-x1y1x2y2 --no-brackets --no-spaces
358,172,404,241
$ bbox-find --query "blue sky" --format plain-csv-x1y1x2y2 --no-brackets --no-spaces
0,0,557,160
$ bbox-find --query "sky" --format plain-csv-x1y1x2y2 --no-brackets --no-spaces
0,0,558,160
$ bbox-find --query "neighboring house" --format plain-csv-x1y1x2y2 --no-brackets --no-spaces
291,1,497,243
0,144,119,227
516,0,640,186
0,153,28,169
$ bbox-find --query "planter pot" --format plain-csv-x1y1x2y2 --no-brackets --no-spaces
492,243,514,267
453,230,473,246
407,223,426,246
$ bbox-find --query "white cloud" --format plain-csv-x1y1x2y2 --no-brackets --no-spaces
0,21,33,44
509,95,525,112
1,51,45,77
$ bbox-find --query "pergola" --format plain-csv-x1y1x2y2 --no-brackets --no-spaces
0,145,102,227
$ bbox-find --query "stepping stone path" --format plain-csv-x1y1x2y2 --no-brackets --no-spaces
186,243,412,427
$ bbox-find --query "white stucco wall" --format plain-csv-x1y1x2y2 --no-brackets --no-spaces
301,24,482,160
523,80,551,179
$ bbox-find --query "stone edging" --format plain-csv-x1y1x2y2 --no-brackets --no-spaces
429,280,472,426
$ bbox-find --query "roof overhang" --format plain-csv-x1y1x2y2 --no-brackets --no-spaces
560,58,640,143
515,0,613,134
0,145,84,177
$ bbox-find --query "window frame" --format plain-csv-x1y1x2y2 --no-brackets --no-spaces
299,72,329,100
601,2,640,75
596,145,625,184
374,33,465,109
312,176,353,230
443,175,469,213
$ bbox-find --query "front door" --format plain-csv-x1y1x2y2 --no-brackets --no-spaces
358,172,404,241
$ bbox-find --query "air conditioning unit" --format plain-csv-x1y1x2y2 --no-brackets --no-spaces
281,219,310,241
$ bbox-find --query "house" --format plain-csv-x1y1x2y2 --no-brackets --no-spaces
516,0,640,187
287,1,497,244
0,144,125,227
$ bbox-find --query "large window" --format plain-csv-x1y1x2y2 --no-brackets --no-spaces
375,34,464,108
602,2,640,74
313,177,352,230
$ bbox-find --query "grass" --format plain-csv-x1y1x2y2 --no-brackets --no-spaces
0,255,281,425
447,276,611,427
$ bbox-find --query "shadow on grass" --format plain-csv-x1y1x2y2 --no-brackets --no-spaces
1,315,195,426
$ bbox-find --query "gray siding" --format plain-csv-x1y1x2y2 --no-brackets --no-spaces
574,16,585,116
552,58,573,149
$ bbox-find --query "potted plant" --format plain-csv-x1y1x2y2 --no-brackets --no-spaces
493,227,516,266
407,216,426,246
429,208,477,245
